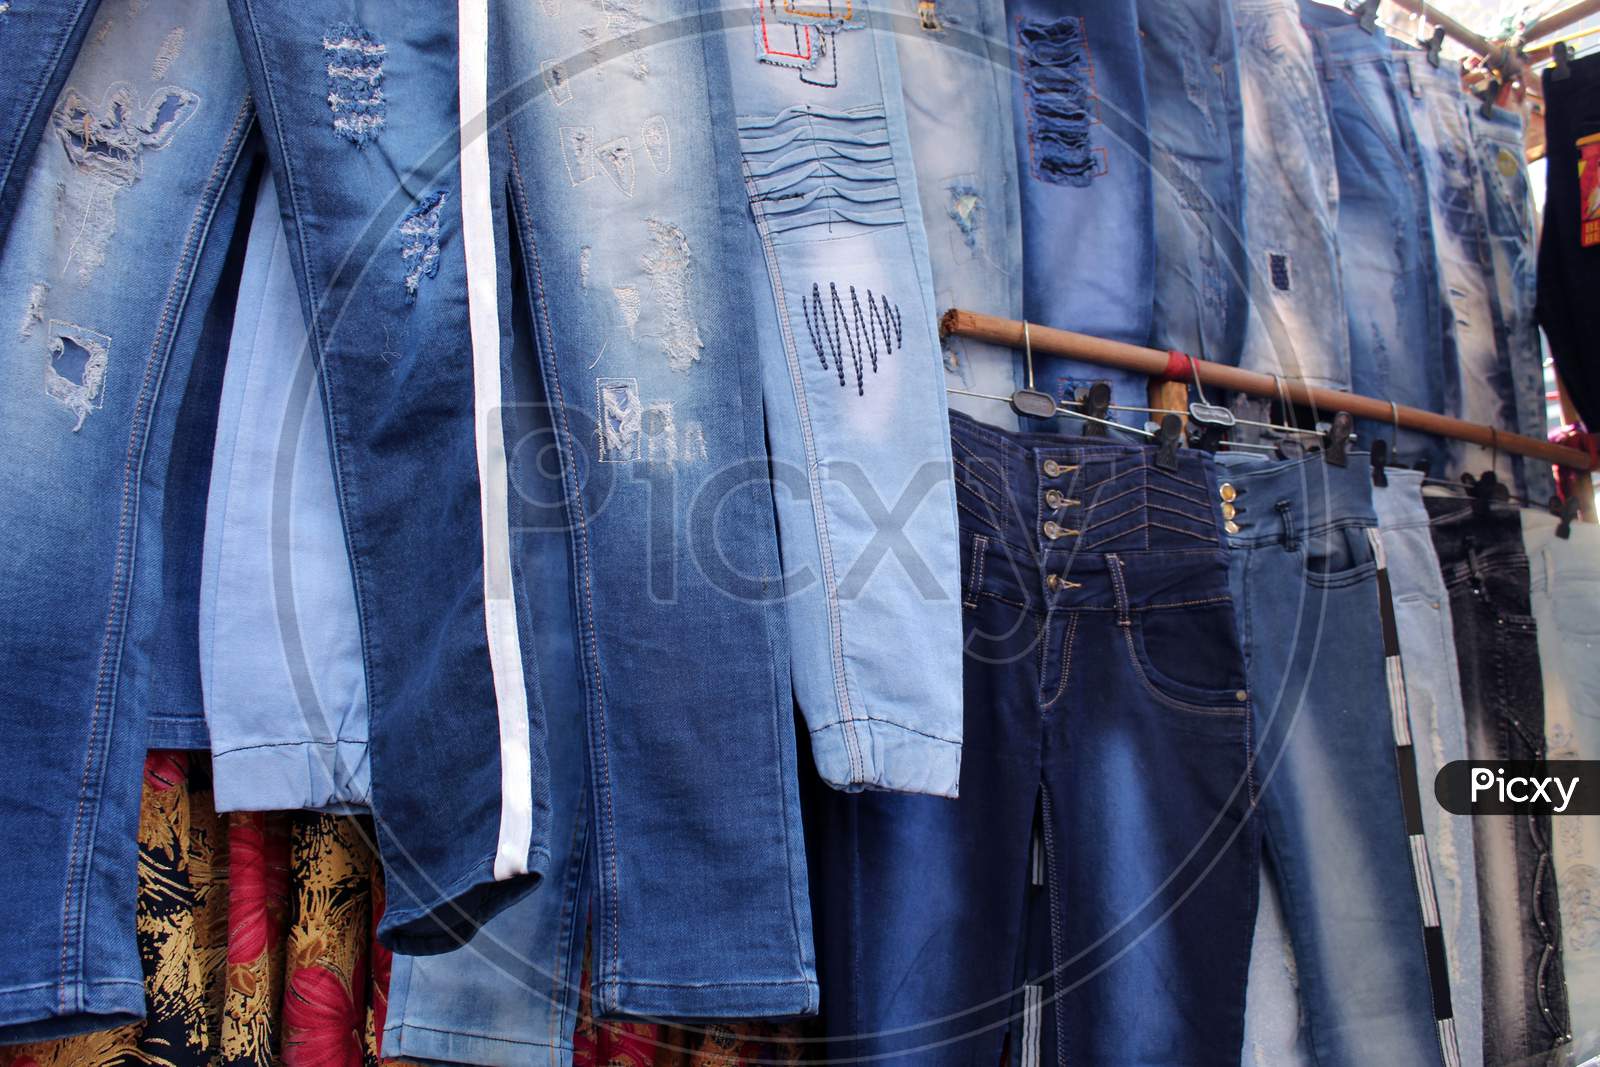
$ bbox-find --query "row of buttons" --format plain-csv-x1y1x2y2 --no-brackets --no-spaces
1043,459,1080,589
1220,482,1239,534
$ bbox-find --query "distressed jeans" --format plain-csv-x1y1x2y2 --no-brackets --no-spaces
1005,0,1155,425
1235,0,1348,391
1392,48,1515,487
896,0,1025,431
1300,3,1449,474
1525,509,1600,1061
1428,497,1570,1065
1222,453,1452,1067
808,411,1259,1067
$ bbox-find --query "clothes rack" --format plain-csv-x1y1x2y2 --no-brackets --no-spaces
939,308,1597,473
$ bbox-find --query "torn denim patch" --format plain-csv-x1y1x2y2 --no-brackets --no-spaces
399,192,447,302
1017,17,1100,187
324,23,386,145
44,320,111,431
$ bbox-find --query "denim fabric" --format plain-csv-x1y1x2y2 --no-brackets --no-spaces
1471,104,1556,505
1240,867,1313,1067
1141,0,1248,367
0,0,252,1040
200,173,369,816
1525,510,1600,1060
897,0,1025,430
1427,496,1569,1064
0,0,102,255
1220,452,1447,1067
1235,0,1347,390
1391,49,1515,487
227,0,559,953
1536,53,1600,433
489,2,816,1017
711,1,964,796
1375,470,1483,1067
1299,3,1448,474
384,289,588,1067
808,411,1258,1067
1005,0,1154,424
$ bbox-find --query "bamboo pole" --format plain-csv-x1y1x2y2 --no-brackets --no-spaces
941,309,1597,472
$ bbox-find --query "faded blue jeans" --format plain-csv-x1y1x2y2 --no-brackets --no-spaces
711,0,965,796
1235,0,1348,391
1300,3,1449,474
1005,0,1154,425
896,0,1025,431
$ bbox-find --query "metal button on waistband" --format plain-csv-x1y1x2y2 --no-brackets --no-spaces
1046,573,1082,591
1043,459,1062,477
1235,690,1249,702
1225,520,1240,535
1043,520,1077,540
1045,489,1078,509
1219,482,1237,502
1221,502,1236,520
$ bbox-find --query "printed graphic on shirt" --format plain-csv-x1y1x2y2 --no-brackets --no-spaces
1580,133,1600,248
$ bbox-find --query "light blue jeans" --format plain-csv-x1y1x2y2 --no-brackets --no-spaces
713,0,965,797
1391,47,1515,487
896,0,1024,431
1235,0,1348,390
199,173,369,815
1525,509,1600,1062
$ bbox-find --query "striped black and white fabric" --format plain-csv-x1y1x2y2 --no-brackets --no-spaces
1367,527,1463,1067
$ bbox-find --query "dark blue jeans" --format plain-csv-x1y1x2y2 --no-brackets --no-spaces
807,412,1258,1066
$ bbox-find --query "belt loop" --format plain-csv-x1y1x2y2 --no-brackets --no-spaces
1107,553,1132,627
1276,500,1298,552
1406,57,1422,98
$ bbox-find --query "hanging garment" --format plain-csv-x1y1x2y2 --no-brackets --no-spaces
1427,495,1570,1064
896,0,1026,430
807,411,1260,1066
199,172,369,816
1523,508,1600,1057
0,753,392,1067
1299,2,1450,474
1235,0,1350,391
1470,104,1557,505
1004,0,1155,424
1220,451,1456,1067
1536,51,1600,434
1391,46,1517,487
1375,470,1485,1067
1140,0,1250,367
710,0,966,798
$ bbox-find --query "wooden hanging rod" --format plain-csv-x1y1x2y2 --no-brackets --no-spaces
940,309,1597,472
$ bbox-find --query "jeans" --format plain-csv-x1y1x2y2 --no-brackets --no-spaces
1536,53,1600,433
1428,496,1570,1064
808,411,1259,1067
710,0,965,797
1221,452,1451,1067
488,1,817,1017
897,0,1025,431
0,0,102,255
0,0,252,1039
384,294,590,1066
1299,3,1449,474
1376,470,1484,1067
1141,0,1248,368
199,172,369,815
1005,0,1155,425
1235,0,1347,390
1471,105,1556,505
1525,510,1600,1061
1392,48,1514,487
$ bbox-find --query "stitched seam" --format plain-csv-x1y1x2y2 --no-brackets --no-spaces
62,95,253,1011
952,453,1005,500
956,497,1004,534
964,534,988,609
1042,611,1079,712
507,136,624,999
744,159,862,784
1120,627,1246,716
1039,783,1069,1067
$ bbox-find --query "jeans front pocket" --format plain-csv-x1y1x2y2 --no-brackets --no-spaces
1122,600,1250,718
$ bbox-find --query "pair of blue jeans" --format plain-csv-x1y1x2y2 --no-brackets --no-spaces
1223,451,1454,1067
807,411,1259,1066
1005,0,1155,425
1299,3,1450,475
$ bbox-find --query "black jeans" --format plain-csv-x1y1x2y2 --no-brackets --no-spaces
1427,498,1570,1063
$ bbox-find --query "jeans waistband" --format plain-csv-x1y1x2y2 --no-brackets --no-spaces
1424,495,1529,586
1300,0,1397,66
1215,450,1378,548
950,413,1231,613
